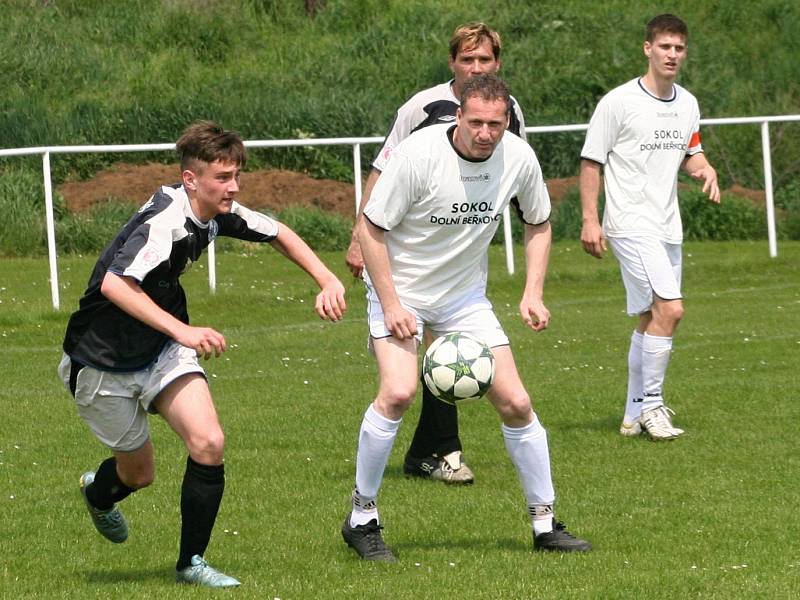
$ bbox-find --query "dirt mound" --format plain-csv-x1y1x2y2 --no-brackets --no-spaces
58,162,357,219
58,163,582,218
57,164,765,218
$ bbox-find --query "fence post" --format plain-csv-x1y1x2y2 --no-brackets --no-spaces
353,143,363,213
207,240,217,293
42,151,60,310
502,205,514,275
760,121,778,257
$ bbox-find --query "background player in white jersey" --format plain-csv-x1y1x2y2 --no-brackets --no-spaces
579,14,720,440
341,74,590,561
346,22,527,486
58,121,346,587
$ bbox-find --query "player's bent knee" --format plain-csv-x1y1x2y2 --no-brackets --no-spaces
654,300,684,326
493,391,532,422
127,472,155,490
117,464,155,490
187,428,225,463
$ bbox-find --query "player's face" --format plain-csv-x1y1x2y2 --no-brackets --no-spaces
184,159,241,221
453,96,509,160
644,32,687,81
449,39,500,94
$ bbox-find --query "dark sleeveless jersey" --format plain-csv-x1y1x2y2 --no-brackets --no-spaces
62,184,279,371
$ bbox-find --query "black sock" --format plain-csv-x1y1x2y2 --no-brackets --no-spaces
87,457,134,510
176,457,225,571
407,373,462,458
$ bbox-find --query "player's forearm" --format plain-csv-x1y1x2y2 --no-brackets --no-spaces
100,272,188,340
271,224,340,290
682,152,711,173
579,159,602,223
522,222,551,301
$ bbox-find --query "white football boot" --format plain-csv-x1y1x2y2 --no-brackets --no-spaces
639,405,684,440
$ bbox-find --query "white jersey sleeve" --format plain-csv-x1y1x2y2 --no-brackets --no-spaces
364,151,422,230
580,92,623,165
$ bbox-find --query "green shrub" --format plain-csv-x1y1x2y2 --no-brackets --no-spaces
56,199,138,254
274,205,352,251
550,188,588,242
0,166,49,256
775,179,800,240
492,188,589,245
681,188,767,241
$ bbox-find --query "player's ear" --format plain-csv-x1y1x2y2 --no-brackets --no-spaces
182,169,197,192
643,40,652,58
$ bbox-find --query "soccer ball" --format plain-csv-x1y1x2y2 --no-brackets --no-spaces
422,332,495,405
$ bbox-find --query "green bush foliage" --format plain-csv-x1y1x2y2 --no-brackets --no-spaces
56,200,140,255
0,166,49,256
274,204,353,251
1,0,799,186
681,188,767,241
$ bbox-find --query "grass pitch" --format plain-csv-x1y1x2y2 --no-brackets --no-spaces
1,241,798,599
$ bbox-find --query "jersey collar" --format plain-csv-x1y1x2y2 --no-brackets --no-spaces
637,77,677,102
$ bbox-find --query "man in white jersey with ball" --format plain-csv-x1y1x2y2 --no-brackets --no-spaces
341,73,591,561
579,14,720,440
346,23,528,486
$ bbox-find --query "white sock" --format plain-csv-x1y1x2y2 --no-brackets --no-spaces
502,414,556,519
351,404,401,526
529,504,555,535
624,330,644,424
641,333,673,413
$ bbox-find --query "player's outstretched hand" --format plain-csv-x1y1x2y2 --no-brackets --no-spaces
384,305,418,340
345,239,365,279
315,277,347,321
177,325,227,360
690,164,721,204
519,297,550,332
580,220,607,259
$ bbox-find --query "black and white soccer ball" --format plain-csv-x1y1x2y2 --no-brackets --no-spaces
422,332,495,405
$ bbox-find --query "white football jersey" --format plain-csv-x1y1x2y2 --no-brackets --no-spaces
581,78,703,243
364,123,550,307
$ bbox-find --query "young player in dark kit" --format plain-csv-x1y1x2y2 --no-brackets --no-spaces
58,121,346,587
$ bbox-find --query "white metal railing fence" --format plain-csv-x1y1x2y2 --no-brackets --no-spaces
1,114,798,309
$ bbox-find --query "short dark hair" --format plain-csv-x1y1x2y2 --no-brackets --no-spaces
449,22,502,60
459,73,511,115
176,120,246,172
646,14,688,42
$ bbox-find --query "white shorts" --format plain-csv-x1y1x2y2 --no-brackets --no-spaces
58,342,205,452
608,237,682,315
366,283,509,350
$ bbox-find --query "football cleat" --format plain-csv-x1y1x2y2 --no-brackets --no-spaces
619,420,642,437
403,451,474,485
640,405,684,440
341,514,397,562
533,520,592,553
436,451,475,484
79,471,129,543
176,555,241,587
